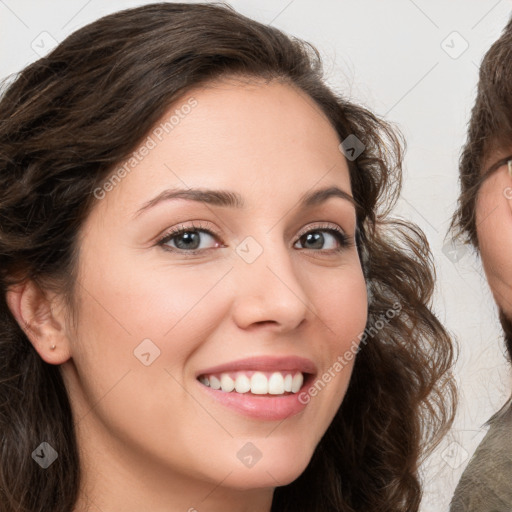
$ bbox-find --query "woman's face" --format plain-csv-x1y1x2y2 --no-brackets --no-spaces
61,78,367,501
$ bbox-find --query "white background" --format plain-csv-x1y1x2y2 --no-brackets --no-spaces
1,1,511,510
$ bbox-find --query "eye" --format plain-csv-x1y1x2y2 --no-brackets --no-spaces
157,222,222,253
294,225,350,252
156,222,351,255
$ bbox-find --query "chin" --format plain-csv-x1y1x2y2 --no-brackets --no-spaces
222,448,313,490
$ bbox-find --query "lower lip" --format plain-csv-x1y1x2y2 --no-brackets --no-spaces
197,377,313,421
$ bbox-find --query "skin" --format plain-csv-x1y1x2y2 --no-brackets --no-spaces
7,77,367,512
476,151,512,317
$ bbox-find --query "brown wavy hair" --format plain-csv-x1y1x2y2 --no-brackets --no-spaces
450,15,512,359
0,3,455,511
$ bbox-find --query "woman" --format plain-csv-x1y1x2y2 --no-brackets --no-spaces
0,3,454,511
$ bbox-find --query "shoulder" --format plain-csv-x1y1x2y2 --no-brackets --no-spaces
450,402,512,512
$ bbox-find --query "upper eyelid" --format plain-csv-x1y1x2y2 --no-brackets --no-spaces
158,221,350,248
297,223,351,239
162,221,347,239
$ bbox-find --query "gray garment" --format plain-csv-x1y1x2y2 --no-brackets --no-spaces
450,400,512,512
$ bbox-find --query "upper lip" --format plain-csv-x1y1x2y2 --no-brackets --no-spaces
196,355,318,378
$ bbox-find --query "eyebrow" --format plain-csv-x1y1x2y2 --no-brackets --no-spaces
133,185,356,218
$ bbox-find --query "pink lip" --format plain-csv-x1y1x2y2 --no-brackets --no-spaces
195,355,317,378
195,355,317,421
196,373,315,421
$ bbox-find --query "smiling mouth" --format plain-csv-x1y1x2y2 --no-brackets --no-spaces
197,370,310,396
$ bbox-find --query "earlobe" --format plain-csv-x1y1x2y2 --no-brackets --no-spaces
5,281,72,364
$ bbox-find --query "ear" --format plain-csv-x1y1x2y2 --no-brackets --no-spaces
5,280,72,364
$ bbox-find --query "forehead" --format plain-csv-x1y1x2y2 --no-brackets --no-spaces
98,77,352,217
175,76,342,156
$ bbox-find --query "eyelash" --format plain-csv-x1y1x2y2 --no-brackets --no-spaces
156,221,352,256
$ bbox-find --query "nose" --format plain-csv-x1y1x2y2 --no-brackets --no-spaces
230,238,311,333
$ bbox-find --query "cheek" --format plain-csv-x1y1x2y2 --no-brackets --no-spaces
68,252,235,444
311,263,368,340
303,260,368,371
75,255,234,362
295,263,367,435
302,251,368,344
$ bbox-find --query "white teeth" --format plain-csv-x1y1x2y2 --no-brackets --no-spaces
234,373,251,393
220,374,235,392
284,374,293,392
209,375,221,390
199,370,305,395
291,373,303,393
250,372,268,394
268,372,285,395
